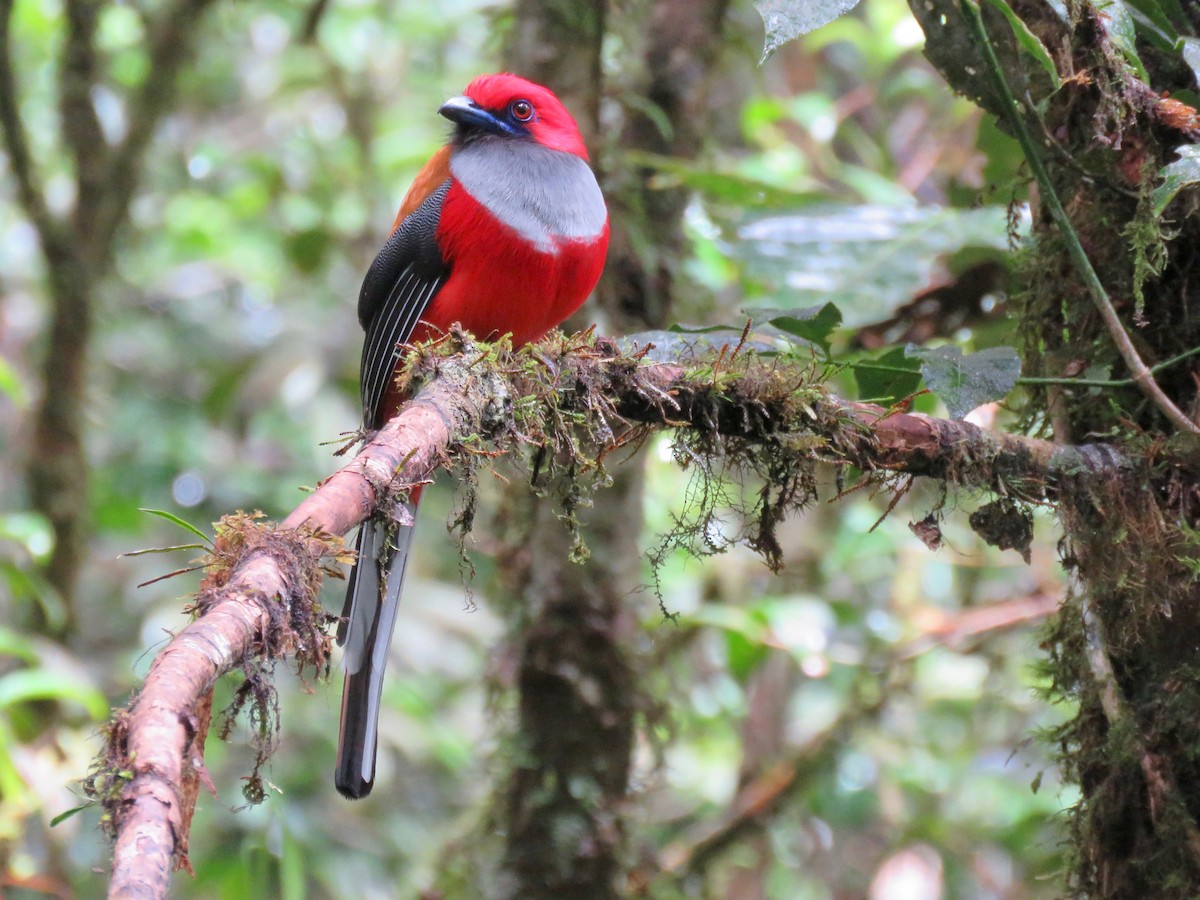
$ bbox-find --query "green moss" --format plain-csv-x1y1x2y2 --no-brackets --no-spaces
1125,176,1171,326
396,329,855,610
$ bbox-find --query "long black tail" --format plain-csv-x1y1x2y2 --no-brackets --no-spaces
334,512,417,799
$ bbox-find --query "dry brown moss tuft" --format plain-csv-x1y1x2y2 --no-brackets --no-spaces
81,710,133,838
196,512,348,801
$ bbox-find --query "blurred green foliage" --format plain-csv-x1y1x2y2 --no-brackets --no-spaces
0,0,1070,896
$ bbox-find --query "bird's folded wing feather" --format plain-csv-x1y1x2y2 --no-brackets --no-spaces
357,176,452,427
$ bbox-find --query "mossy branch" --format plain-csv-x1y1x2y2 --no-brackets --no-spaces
959,0,1200,435
101,518,345,898
99,329,1149,897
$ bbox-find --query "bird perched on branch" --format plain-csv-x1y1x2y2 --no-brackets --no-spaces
336,74,609,799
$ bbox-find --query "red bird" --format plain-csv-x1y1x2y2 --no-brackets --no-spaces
336,74,609,798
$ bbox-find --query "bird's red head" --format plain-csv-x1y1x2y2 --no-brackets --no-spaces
438,73,590,160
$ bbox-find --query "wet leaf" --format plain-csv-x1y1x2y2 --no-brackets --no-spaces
1182,36,1200,86
1124,0,1181,51
1152,144,1200,217
1153,145,1200,216
754,0,862,62
1094,0,1149,81
1126,0,1188,32
907,344,1021,418
733,205,1012,326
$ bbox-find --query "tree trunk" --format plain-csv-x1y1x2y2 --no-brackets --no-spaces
492,0,732,894
26,257,94,627
1,0,217,629
911,1,1200,894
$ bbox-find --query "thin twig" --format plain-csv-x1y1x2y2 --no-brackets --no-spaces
650,588,1057,884
1018,344,1200,387
300,0,333,43
60,0,108,240
896,588,1060,659
0,0,69,254
654,691,888,880
94,0,219,253
961,0,1200,434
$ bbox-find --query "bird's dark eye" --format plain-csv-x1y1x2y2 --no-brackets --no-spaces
510,99,534,122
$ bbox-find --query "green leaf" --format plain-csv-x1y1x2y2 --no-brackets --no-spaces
685,605,771,683
50,803,94,827
725,629,769,682
907,344,1022,418
0,668,109,720
1124,0,1181,51
122,543,207,557
624,150,826,208
1150,0,1190,30
1172,89,1200,111
624,307,843,362
1126,0,1187,36
1178,39,1200,102
0,512,54,562
137,508,211,544
984,0,1062,88
0,626,39,664
0,356,28,407
853,347,923,407
734,205,1011,325
281,826,307,900
1094,0,1149,81
742,302,843,354
754,0,862,62
1153,145,1200,216
285,227,333,274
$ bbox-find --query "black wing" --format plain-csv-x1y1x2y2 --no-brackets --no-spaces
357,179,452,427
